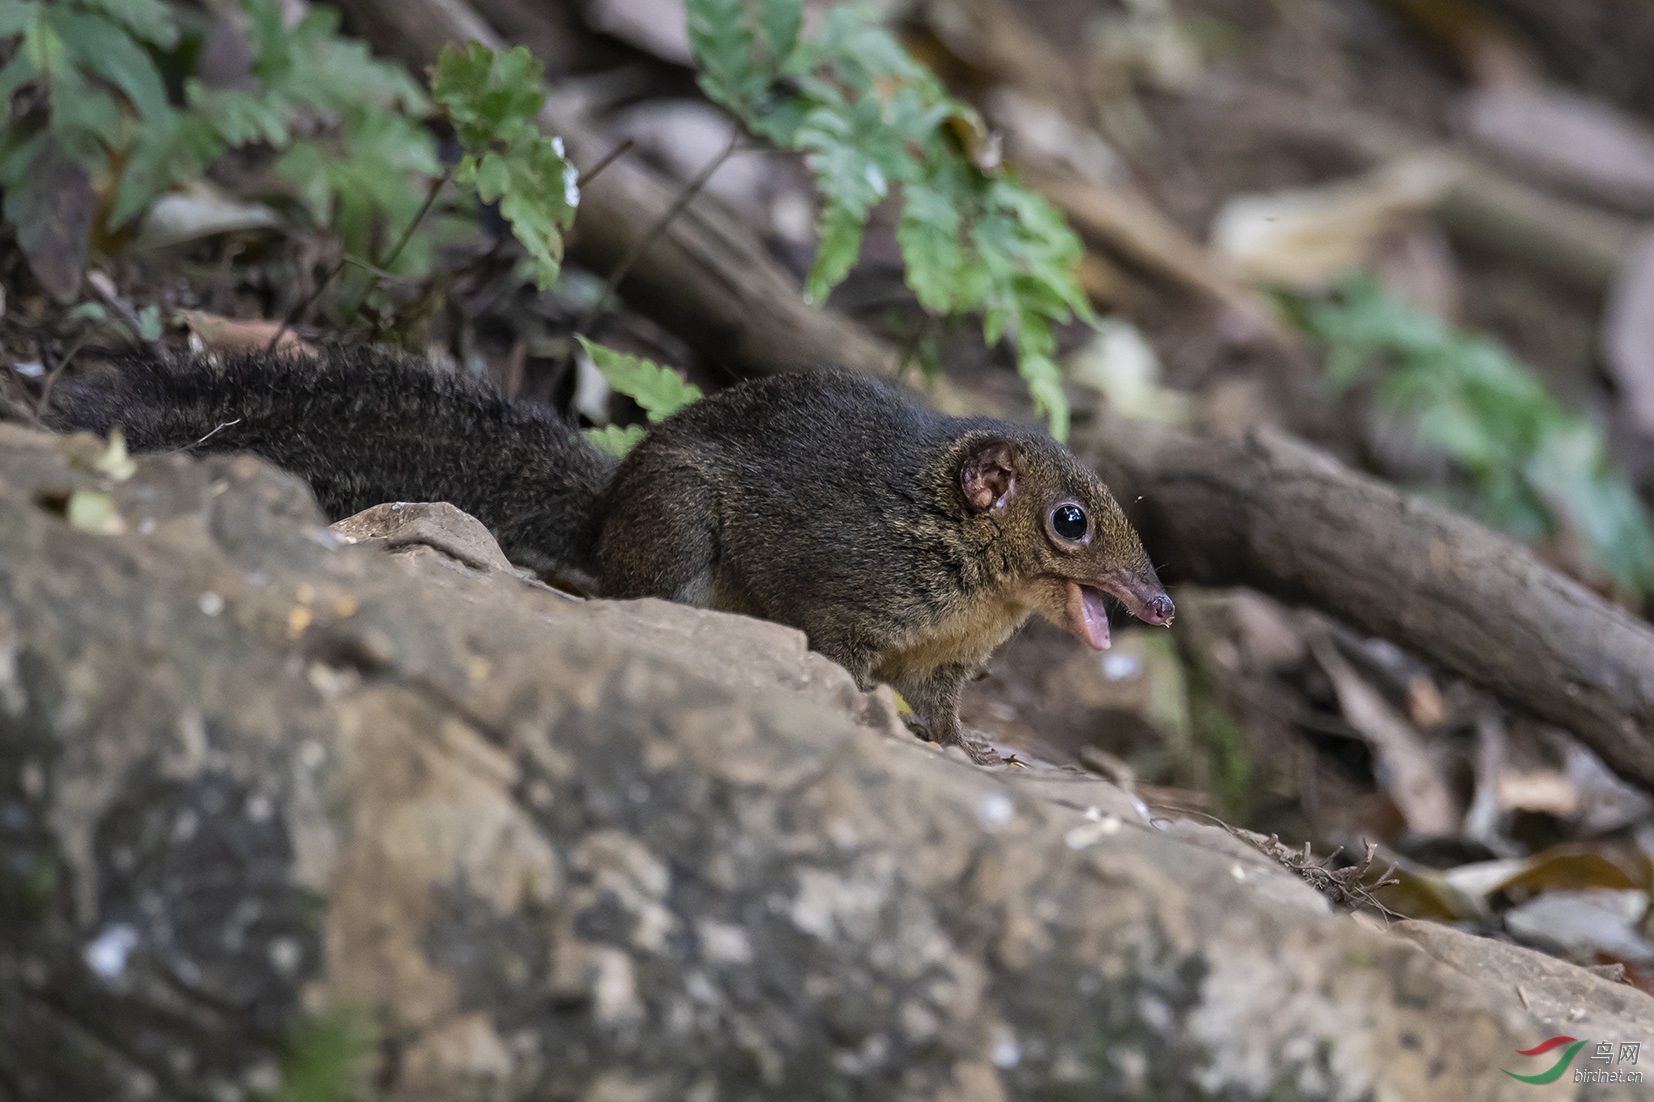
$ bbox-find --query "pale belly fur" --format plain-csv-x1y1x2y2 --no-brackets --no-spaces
870,586,1038,686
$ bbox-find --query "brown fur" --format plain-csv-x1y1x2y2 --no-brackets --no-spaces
54,352,1172,762
600,370,1173,761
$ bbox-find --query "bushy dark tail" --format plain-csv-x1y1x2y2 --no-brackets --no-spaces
51,346,616,578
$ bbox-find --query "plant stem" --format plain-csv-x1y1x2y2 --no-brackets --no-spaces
377,164,455,273
264,257,346,355
34,329,93,425
577,137,634,188
575,125,743,337
265,165,454,355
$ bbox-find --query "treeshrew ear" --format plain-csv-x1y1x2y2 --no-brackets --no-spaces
960,440,1022,513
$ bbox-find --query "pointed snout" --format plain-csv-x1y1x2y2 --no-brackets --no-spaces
1100,573,1175,627
1139,591,1175,625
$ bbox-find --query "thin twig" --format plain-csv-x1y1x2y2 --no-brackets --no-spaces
357,166,460,340
577,137,634,188
378,164,455,274
339,255,412,284
34,329,93,426
575,125,744,338
178,418,242,452
265,165,455,355
893,313,939,387
85,273,165,358
265,256,345,355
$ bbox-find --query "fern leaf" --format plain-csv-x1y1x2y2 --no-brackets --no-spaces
576,336,703,422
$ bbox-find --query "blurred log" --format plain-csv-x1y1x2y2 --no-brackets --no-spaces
466,0,593,75
1438,161,1639,290
340,0,897,378
1083,417,1654,793
1239,92,1642,293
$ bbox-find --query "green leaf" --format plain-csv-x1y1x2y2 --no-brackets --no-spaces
0,46,40,106
476,142,572,287
1527,422,1654,593
134,303,161,341
1297,275,1654,595
249,0,428,120
47,6,168,119
1,0,459,311
77,0,176,48
576,336,702,422
755,0,802,66
110,109,220,228
1014,313,1068,441
805,198,865,305
584,423,648,457
686,0,1094,435
432,42,544,150
47,76,121,164
686,0,764,112
188,82,290,146
0,0,40,39
275,140,335,226
0,127,45,190
897,183,962,312
433,42,573,287
19,12,64,78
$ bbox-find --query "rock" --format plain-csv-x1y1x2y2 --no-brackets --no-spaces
1395,920,1654,1061
331,500,518,574
0,422,1647,1100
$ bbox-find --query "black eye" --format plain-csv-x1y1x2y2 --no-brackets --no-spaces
1051,504,1087,540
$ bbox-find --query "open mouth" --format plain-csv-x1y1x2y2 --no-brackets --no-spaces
1064,582,1112,650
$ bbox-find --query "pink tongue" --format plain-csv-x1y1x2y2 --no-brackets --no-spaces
1077,585,1111,650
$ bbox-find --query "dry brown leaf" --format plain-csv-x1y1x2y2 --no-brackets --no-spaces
1504,889,1654,963
180,311,318,358
20,153,95,304
1405,675,1445,728
1311,638,1459,836
136,182,282,251
1496,769,1578,816
1210,156,1460,292
1371,861,1483,923
1447,847,1641,899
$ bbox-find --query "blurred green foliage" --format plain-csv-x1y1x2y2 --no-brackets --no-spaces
1294,276,1654,596
432,42,577,290
0,0,437,269
686,0,1095,438
0,3,574,315
267,1011,375,1102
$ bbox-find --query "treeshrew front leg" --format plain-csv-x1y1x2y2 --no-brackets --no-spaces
898,664,1001,765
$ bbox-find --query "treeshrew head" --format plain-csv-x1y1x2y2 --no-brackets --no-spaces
956,431,1172,649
